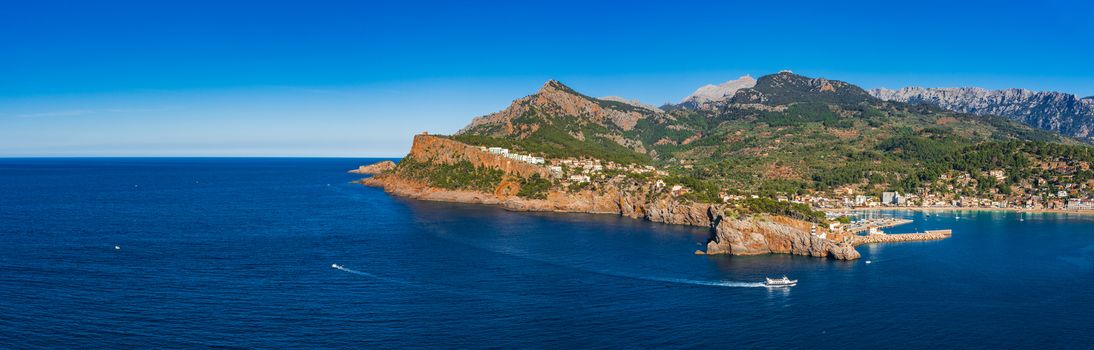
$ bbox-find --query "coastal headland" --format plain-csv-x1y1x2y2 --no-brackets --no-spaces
357,134,952,260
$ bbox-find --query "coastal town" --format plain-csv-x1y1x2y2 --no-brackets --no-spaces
532,153,962,242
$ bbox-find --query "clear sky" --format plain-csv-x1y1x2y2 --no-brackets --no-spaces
2,0,1092,157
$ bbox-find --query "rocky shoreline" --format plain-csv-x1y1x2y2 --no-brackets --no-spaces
362,174,860,260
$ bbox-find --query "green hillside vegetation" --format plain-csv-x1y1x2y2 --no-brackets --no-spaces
454,110,652,164
394,156,504,192
517,174,552,199
741,197,828,224
437,72,1094,206
730,72,878,106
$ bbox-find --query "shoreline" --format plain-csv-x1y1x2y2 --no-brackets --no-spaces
359,174,866,259
826,206,1094,215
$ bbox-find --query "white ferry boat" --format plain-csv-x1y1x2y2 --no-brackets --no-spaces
765,276,797,287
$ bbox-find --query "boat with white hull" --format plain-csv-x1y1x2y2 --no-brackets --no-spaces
765,276,797,287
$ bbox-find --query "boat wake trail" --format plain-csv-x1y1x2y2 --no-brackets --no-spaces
422,225,769,289
628,275,767,288
331,264,508,301
332,265,415,286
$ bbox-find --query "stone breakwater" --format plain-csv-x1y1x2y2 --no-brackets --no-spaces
844,218,913,233
851,230,952,245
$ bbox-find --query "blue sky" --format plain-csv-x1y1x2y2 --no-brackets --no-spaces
2,0,1092,156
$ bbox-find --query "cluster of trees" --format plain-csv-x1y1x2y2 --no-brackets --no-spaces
452,112,651,166
395,157,562,201
874,138,1079,194
741,197,827,224
395,156,504,192
517,174,552,199
743,73,876,106
759,103,853,129
663,174,723,203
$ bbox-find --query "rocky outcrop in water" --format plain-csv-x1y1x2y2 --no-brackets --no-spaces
349,160,396,175
706,215,860,260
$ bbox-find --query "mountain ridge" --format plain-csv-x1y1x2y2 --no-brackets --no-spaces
870,86,1094,141
679,75,756,107
452,72,1086,199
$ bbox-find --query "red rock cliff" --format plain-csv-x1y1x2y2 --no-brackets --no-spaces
408,134,547,178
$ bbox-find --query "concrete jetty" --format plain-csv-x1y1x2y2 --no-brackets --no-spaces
844,218,914,233
851,229,952,246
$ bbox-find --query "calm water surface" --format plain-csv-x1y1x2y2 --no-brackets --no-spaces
1,158,1093,348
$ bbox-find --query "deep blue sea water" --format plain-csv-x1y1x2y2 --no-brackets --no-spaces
2,158,1094,348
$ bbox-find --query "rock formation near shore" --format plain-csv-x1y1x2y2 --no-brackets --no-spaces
349,160,396,175
706,216,860,260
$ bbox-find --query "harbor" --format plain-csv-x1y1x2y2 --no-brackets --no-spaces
835,216,953,246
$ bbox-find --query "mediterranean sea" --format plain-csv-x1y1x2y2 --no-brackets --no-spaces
2,158,1093,348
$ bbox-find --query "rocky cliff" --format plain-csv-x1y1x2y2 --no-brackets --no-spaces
405,134,547,178
678,75,757,109
706,215,860,260
349,160,396,175
870,86,1094,141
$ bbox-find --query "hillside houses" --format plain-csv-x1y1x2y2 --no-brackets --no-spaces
481,147,544,165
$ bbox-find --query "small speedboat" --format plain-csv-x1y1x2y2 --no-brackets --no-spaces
331,264,342,269
765,276,798,287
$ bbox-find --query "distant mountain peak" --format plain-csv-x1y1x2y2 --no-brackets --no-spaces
730,72,876,106
599,96,663,113
538,80,577,95
458,79,664,143
680,75,757,105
